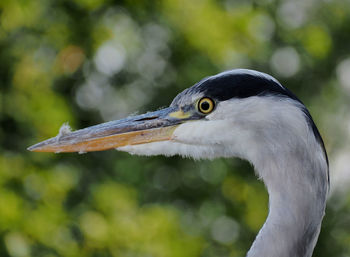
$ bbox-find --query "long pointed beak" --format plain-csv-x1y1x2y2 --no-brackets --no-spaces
28,107,197,153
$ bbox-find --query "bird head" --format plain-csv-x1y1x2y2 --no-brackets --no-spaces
28,69,326,165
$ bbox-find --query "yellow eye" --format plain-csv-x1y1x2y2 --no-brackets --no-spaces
198,97,215,114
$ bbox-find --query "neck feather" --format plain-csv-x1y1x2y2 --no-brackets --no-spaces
247,136,328,257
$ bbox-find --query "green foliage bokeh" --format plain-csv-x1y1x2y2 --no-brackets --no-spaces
1,0,350,256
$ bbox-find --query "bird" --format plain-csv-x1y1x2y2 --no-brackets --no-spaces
28,69,329,257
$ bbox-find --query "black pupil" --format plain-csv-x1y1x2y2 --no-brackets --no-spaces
201,101,210,111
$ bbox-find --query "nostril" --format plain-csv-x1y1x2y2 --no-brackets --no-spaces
135,116,158,122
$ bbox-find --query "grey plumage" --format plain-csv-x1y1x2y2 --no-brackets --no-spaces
28,69,329,257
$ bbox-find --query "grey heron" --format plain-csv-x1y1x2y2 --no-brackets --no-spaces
28,69,329,257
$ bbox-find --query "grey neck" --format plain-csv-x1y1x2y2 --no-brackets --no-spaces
247,144,328,257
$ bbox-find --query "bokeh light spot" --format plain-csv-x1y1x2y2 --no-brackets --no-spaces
80,211,108,242
336,58,350,93
270,47,300,77
211,216,239,245
4,232,29,257
94,43,126,76
277,1,307,29
56,45,85,74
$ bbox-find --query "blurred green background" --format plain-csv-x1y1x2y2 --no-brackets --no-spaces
1,0,350,256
